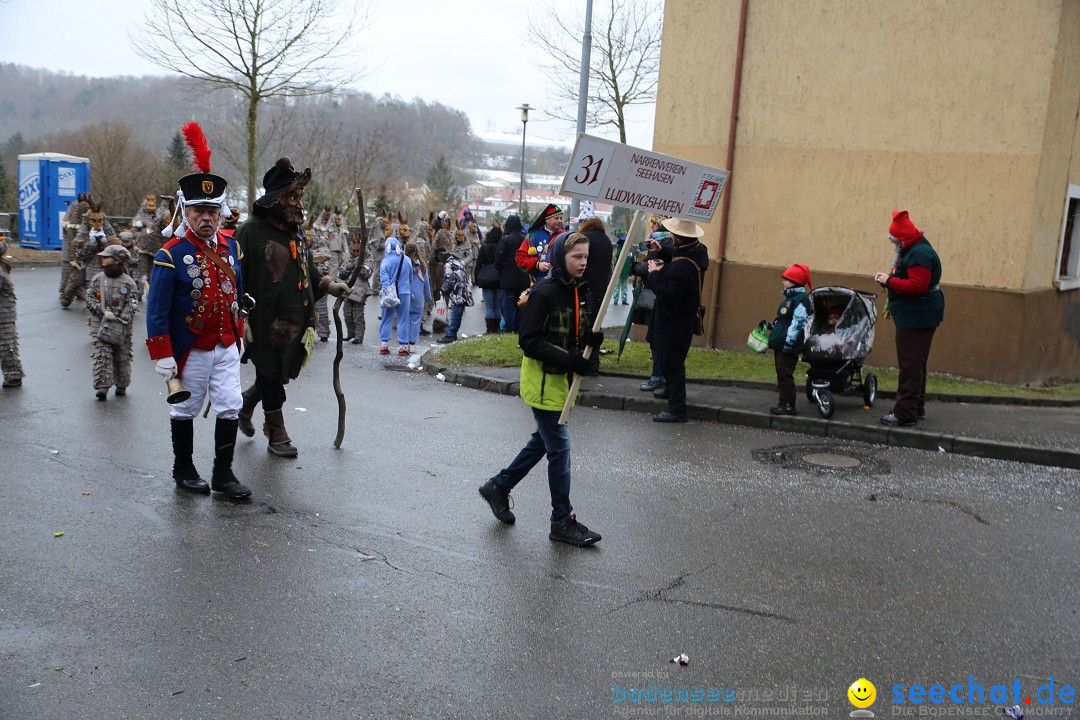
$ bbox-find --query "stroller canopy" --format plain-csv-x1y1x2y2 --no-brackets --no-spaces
802,286,878,361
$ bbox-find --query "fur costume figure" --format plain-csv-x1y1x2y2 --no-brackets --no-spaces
365,215,387,292
118,230,141,287
132,194,161,287
410,212,435,328
86,245,139,399
338,242,372,344
310,205,337,340
430,217,454,303
60,193,89,296
328,207,349,258
60,197,118,308
0,240,23,387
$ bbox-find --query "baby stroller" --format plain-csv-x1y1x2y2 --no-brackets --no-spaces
801,286,879,419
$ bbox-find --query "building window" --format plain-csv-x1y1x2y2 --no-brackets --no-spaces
1057,185,1080,290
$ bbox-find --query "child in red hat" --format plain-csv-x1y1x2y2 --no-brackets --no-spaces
767,264,812,415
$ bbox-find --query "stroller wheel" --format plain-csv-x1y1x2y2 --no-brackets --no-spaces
863,372,878,407
816,389,835,419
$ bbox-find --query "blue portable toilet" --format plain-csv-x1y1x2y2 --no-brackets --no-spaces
17,152,91,250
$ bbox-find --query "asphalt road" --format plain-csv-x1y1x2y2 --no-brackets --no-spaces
2,267,1078,719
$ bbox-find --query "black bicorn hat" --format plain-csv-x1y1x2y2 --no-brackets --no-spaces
254,157,312,210
178,173,228,207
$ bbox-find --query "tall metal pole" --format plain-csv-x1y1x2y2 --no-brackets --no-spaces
569,0,594,230
518,103,530,217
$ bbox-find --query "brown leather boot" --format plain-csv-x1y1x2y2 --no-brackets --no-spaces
263,408,298,457
237,385,261,437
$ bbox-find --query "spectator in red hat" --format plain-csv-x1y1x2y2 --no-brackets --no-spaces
873,210,945,426
767,263,813,415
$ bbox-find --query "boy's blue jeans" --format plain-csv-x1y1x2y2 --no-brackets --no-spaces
443,304,464,339
492,407,573,522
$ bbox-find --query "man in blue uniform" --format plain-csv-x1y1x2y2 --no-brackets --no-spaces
146,158,251,499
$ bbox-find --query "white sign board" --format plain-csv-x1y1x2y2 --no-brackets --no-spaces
560,134,729,222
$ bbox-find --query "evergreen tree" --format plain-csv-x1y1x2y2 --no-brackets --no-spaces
424,155,461,210
373,185,392,218
167,132,189,175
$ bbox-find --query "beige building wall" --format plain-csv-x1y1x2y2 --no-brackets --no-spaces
653,0,1080,383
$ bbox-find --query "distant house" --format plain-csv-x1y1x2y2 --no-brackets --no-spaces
466,179,509,203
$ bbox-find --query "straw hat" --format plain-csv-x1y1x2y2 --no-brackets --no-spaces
660,217,704,238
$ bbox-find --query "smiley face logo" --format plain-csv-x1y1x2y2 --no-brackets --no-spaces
848,678,876,709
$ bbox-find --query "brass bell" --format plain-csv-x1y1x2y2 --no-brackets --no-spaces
166,376,191,404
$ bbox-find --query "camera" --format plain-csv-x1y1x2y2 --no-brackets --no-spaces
636,241,651,253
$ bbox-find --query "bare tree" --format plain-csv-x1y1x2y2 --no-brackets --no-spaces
132,0,369,209
44,121,159,215
526,0,662,144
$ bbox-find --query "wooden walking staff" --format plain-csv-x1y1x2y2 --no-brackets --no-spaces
331,188,370,448
558,209,645,425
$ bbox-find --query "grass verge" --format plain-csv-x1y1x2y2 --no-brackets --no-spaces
434,332,1080,400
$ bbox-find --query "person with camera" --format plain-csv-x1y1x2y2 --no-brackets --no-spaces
629,216,675,393
644,217,708,423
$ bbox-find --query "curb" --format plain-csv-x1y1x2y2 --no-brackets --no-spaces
599,370,1080,408
421,352,1080,470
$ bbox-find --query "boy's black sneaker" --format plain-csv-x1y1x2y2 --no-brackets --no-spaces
549,515,601,546
769,403,796,416
880,413,916,427
479,479,515,524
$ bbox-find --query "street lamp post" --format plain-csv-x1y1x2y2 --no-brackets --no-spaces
517,103,530,217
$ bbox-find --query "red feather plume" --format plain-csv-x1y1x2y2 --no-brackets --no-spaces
181,121,212,173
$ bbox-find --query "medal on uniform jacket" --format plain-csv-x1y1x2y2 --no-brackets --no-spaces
221,280,234,295
192,278,203,289
187,266,200,278
191,289,201,299
183,255,194,265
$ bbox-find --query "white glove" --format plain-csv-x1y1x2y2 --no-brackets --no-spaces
89,229,106,241
103,310,117,321
155,357,178,379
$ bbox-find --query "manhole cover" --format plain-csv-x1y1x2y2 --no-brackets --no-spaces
752,443,890,475
802,452,861,469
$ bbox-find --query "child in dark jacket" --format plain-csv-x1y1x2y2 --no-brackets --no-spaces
479,231,604,547
768,263,812,416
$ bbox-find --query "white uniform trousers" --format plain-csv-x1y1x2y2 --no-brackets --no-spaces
169,342,243,420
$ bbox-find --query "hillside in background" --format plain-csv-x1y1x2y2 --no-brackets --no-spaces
0,64,570,216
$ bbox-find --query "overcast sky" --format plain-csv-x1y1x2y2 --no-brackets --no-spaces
0,0,657,150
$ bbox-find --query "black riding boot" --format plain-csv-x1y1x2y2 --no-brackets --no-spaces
211,418,252,499
171,418,209,494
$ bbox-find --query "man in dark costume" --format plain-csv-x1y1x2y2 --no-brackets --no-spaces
235,158,351,457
